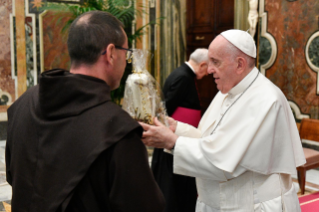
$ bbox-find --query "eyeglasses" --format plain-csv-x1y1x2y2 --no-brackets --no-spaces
101,45,133,63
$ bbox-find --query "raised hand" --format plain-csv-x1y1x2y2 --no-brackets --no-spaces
139,117,178,149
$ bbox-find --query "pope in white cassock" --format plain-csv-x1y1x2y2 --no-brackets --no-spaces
140,29,306,212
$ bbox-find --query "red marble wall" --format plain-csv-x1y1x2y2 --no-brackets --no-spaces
0,0,15,109
42,11,71,71
265,0,319,115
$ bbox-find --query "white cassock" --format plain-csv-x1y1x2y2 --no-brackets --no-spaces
170,67,306,212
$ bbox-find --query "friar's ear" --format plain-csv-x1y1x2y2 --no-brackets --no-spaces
104,43,116,66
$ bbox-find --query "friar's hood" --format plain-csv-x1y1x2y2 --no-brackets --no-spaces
39,69,111,119
6,68,143,212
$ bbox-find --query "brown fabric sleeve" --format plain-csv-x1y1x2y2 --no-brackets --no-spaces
108,130,165,212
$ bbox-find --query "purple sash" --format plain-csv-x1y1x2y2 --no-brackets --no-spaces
171,107,201,127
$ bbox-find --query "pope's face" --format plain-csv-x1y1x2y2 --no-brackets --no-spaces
207,36,238,94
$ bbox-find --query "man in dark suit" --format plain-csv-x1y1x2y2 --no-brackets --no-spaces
152,48,208,212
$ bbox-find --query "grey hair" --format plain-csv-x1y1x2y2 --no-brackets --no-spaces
189,48,209,64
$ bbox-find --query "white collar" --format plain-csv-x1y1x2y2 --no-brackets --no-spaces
228,67,258,97
185,62,196,74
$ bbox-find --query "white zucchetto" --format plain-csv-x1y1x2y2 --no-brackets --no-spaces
221,29,257,58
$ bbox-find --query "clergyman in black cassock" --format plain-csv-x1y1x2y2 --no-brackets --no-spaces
151,49,209,212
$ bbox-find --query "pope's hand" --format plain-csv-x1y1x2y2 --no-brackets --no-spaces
167,116,177,132
139,117,178,149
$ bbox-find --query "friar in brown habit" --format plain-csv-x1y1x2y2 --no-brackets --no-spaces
6,11,165,212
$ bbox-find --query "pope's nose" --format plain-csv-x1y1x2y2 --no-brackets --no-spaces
207,67,215,74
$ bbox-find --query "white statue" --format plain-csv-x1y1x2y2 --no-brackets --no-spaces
247,0,258,37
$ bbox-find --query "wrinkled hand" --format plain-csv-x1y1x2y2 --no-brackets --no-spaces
139,117,178,149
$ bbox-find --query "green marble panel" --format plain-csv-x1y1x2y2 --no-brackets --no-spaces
25,17,34,88
0,96,9,106
308,35,319,67
258,36,272,65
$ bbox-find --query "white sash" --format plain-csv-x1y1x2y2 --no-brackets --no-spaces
196,171,299,212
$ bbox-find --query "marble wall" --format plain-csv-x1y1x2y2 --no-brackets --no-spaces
42,11,70,71
0,0,72,140
0,0,15,109
259,0,319,119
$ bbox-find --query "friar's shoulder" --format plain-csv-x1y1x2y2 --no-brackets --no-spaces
93,101,142,136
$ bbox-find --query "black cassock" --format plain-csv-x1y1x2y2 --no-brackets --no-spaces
6,69,165,212
152,63,201,212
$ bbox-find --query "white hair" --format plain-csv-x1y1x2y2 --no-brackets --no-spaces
224,41,256,68
189,48,209,64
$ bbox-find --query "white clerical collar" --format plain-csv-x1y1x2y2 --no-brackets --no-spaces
185,61,196,74
228,67,258,97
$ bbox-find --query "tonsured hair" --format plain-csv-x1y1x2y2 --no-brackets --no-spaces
67,11,125,68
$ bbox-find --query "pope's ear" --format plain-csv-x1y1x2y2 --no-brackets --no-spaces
236,57,246,74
